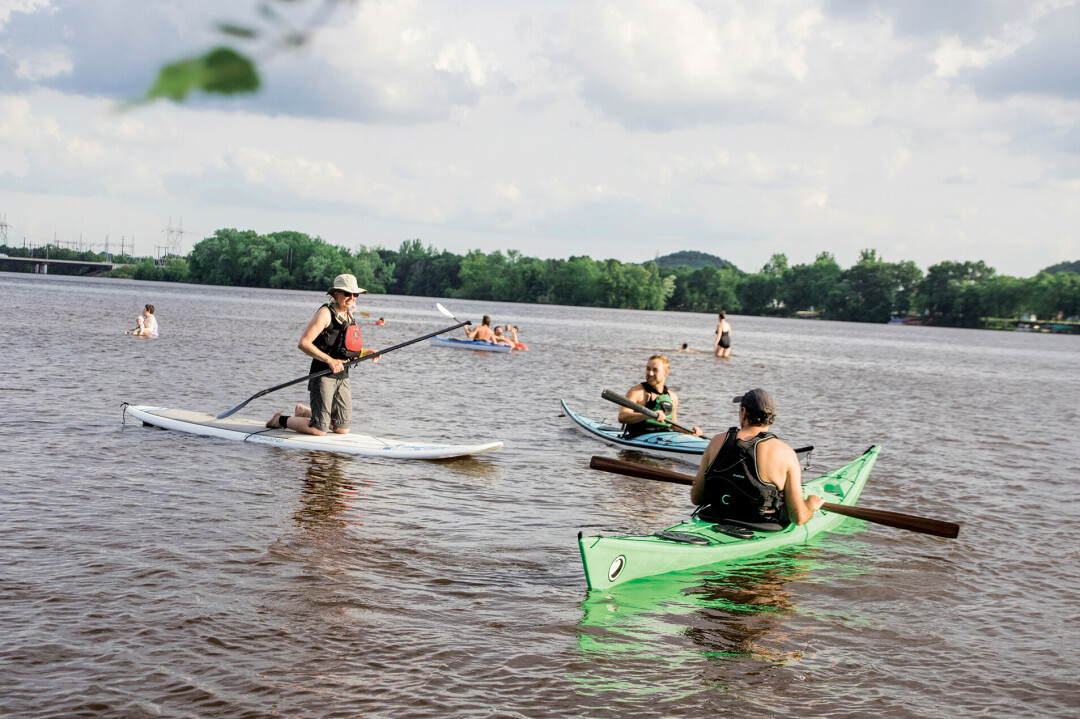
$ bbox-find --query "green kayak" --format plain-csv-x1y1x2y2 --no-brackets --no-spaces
578,445,880,590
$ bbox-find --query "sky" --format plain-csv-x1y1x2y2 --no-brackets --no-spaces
0,0,1077,276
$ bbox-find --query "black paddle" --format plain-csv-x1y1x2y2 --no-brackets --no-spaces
216,303,471,419
589,455,960,538
601,388,700,435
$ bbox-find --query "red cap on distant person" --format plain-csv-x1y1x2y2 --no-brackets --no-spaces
732,388,776,415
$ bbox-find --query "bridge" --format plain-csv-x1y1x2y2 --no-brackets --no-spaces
0,255,132,275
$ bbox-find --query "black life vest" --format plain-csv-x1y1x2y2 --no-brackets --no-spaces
310,303,363,373
699,427,787,526
622,383,675,438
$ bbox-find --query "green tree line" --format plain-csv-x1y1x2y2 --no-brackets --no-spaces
4,232,1078,326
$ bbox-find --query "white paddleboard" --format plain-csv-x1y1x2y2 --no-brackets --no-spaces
123,405,503,459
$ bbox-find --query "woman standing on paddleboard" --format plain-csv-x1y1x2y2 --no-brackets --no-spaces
267,274,366,436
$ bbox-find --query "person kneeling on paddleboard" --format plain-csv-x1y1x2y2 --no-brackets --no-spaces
618,355,702,439
266,274,367,436
690,389,823,529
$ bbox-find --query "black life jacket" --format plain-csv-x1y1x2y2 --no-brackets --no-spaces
699,427,787,526
310,303,363,373
622,383,674,438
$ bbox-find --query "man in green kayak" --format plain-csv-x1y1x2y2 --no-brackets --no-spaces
690,389,823,528
618,354,702,438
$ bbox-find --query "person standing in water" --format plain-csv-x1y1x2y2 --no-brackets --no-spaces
714,311,732,358
266,274,366,436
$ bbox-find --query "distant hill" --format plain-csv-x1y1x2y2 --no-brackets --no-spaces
649,250,735,270
1042,260,1080,275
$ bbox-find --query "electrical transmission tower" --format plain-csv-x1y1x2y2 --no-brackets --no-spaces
0,214,8,245
161,217,191,259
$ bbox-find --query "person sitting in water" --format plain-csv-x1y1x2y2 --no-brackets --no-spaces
678,343,696,353
126,304,159,337
690,389,823,529
375,318,385,325
618,354,702,438
505,325,529,350
465,315,496,342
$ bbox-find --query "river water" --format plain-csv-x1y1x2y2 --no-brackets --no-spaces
1,272,1078,718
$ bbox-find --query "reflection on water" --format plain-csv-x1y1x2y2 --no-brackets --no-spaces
294,454,365,531
574,553,822,701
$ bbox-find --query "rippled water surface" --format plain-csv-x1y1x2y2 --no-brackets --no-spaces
2,272,1078,718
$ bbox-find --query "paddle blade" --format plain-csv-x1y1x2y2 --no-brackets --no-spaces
436,303,468,324
601,389,653,417
590,455,692,485
821,503,960,538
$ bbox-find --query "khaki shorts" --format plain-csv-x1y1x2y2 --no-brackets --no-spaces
307,374,351,432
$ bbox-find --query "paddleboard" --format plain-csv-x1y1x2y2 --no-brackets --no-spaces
429,337,512,352
123,404,503,459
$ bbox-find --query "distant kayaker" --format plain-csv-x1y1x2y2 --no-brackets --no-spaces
619,355,702,438
375,317,385,325
714,311,731,358
126,304,158,337
690,389,823,528
465,315,496,342
266,274,367,436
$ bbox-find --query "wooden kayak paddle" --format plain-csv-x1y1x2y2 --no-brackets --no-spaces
589,455,960,538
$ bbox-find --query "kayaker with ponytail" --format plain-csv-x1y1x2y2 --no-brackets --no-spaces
465,315,496,342
690,389,823,528
618,355,702,438
266,274,367,436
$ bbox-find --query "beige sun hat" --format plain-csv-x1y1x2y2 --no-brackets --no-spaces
328,274,366,294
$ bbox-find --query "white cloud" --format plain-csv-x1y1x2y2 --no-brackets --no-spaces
0,1,1077,277
14,46,71,81
0,0,51,30
556,0,821,129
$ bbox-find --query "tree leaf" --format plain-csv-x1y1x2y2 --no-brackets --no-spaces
201,47,260,95
145,46,260,101
218,23,259,39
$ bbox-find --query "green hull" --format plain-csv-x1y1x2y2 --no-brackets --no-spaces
578,446,880,590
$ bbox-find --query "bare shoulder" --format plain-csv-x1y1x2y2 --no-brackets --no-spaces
626,383,645,399
759,436,797,464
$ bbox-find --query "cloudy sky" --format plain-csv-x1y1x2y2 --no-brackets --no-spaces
1,0,1077,276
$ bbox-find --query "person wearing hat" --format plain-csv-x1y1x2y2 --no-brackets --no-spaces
690,389,824,528
266,274,367,436
618,354,702,438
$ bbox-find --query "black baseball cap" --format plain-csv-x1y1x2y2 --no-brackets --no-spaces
732,388,776,415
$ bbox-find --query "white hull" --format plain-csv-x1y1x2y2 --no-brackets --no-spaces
123,405,502,459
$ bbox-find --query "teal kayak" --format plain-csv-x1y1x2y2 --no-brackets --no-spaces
560,399,708,460
561,399,813,465
578,445,880,590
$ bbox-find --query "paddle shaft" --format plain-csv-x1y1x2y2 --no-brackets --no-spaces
217,319,471,419
601,389,699,435
589,455,959,539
